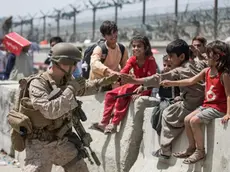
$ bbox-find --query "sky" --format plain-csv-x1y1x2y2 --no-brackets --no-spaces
0,0,229,23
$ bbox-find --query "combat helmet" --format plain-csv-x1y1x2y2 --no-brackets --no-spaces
51,42,82,65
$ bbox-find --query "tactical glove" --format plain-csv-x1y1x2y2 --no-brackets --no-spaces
67,77,86,94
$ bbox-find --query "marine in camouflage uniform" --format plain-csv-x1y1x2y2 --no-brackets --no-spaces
22,43,118,172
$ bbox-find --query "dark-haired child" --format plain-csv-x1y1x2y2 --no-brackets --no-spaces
90,20,128,81
94,35,157,134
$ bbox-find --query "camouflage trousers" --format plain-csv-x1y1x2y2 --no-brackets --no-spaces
22,137,89,172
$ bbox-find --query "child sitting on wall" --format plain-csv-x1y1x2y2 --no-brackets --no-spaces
94,35,157,134
161,40,230,164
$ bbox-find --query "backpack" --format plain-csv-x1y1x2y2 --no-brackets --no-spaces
7,74,40,152
82,39,125,79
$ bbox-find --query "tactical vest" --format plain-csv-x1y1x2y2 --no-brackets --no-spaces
8,72,73,152
19,72,68,131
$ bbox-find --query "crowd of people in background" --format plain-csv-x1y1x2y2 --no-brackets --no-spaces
0,44,16,80
0,40,35,80
1,19,230,166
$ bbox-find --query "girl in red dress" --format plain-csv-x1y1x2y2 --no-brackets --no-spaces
161,40,230,164
95,35,157,134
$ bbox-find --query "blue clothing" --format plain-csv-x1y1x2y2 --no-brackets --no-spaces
73,61,82,78
0,53,16,80
73,68,81,78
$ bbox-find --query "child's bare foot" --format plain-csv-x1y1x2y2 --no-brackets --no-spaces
104,123,117,134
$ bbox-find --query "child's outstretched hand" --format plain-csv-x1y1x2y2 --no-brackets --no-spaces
221,114,230,124
160,80,173,87
134,85,144,94
132,86,144,101
120,73,135,84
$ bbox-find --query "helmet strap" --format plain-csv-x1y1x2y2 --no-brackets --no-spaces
54,62,73,84
54,62,68,74
64,65,73,83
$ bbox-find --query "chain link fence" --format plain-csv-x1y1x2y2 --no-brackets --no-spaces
8,0,230,43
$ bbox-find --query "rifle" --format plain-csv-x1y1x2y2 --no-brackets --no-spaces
72,100,101,166
48,84,101,166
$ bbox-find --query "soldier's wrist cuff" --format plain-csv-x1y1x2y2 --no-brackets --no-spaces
66,86,76,95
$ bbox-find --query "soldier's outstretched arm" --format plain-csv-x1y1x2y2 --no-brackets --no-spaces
29,78,78,120
74,75,119,96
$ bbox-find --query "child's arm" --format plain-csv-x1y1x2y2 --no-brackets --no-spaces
90,46,108,76
221,73,230,124
161,68,207,87
121,73,160,86
121,65,180,87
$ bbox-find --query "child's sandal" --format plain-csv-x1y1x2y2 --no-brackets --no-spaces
104,124,117,134
183,148,205,164
173,147,196,158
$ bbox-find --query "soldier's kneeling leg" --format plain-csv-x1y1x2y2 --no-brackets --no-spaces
63,157,89,172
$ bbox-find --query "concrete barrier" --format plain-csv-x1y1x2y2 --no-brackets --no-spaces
0,81,18,156
0,81,230,172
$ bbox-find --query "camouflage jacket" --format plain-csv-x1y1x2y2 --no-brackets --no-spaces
29,71,103,120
